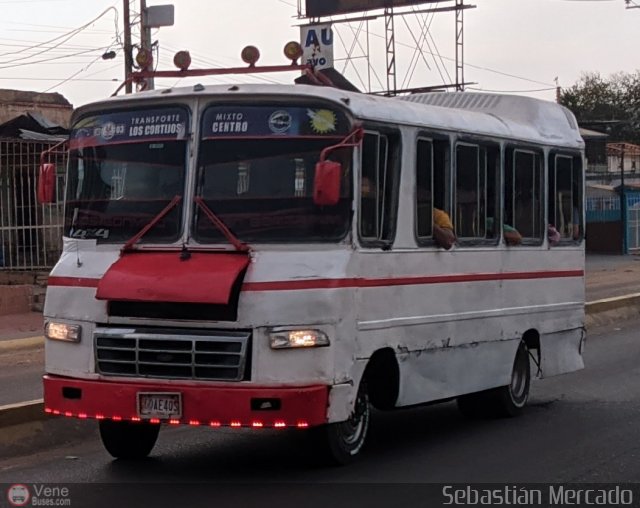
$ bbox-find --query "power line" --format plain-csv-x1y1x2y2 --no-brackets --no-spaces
468,86,556,93
0,6,118,62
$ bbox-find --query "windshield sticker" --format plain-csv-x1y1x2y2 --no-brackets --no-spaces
268,110,292,134
203,106,348,138
308,109,337,134
71,108,188,148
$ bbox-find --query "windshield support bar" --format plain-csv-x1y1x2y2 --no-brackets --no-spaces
194,196,250,253
121,195,182,253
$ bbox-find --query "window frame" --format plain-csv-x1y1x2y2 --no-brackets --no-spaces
358,126,402,248
504,145,544,246
548,151,584,245
453,139,500,246
414,132,451,248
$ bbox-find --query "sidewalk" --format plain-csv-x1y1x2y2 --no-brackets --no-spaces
0,254,638,343
0,311,42,342
585,254,640,301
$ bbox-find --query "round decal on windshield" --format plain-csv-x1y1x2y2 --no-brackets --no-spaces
268,110,292,134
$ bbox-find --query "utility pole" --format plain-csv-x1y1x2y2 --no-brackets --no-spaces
621,144,627,254
123,0,133,93
140,0,155,90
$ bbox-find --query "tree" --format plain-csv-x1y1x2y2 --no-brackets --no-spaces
559,71,640,144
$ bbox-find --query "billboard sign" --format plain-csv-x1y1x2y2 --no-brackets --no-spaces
305,0,440,17
300,23,334,70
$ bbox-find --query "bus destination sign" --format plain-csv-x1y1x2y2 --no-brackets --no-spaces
70,107,189,148
202,106,349,138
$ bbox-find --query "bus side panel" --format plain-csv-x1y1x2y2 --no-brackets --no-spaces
395,337,519,405
539,328,585,378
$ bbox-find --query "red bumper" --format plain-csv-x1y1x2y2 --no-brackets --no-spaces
44,375,329,428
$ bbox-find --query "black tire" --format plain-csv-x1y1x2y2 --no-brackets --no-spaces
99,420,160,459
457,341,531,419
314,380,370,465
491,340,531,417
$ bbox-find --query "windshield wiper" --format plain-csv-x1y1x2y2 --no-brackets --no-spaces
121,195,182,253
194,196,250,252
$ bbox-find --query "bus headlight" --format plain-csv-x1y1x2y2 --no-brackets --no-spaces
269,329,330,349
45,322,82,343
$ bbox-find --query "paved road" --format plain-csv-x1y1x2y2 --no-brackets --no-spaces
1,319,640,507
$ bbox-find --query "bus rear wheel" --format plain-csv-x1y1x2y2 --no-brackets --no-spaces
315,381,370,465
457,341,531,418
492,340,531,417
99,420,160,459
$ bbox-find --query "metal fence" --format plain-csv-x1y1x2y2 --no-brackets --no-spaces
586,193,640,252
0,139,66,270
586,196,621,223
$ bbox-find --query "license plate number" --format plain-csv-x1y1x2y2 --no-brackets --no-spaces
137,392,182,419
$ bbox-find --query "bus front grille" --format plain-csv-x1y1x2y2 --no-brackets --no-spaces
94,327,250,381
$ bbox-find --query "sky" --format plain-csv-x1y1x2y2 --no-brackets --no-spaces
0,0,638,110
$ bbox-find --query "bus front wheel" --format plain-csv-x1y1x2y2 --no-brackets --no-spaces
99,420,160,459
315,381,370,465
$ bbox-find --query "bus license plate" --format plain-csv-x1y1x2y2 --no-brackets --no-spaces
137,392,182,419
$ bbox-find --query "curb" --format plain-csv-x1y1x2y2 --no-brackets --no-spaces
585,293,640,328
0,399,45,428
0,335,44,352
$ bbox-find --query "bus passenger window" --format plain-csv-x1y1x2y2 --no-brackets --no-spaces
455,144,483,238
505,149,542,243
416,139,433,238
548,154,583,244
359,131,400,245
454,143,499,243
416,137,452,247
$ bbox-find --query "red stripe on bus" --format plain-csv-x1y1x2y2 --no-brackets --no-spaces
241,270,584,291
48,270,583,292
48,276,100,288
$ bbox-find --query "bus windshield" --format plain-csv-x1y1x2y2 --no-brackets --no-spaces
64,107,188,243
194,105,353,243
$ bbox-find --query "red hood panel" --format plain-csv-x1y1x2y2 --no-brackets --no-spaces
96,252,250,305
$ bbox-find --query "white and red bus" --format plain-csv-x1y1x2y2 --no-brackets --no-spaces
41,81,585,464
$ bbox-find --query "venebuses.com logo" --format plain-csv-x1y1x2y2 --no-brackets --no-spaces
5,484,71,507
6,485,30,507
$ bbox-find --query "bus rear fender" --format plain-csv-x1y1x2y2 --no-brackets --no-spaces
521,328,541,377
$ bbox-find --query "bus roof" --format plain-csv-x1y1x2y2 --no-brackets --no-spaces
75,83,583,149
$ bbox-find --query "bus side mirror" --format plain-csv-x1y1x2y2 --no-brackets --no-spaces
313,160,342,206
37,163,57,203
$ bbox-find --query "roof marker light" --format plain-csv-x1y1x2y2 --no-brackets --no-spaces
135,48,153,70
173,50,191,71
241,45,260,66
284,41,303,63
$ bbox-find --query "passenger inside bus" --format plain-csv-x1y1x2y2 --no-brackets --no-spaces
433,207,456,250
485,217,523,246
